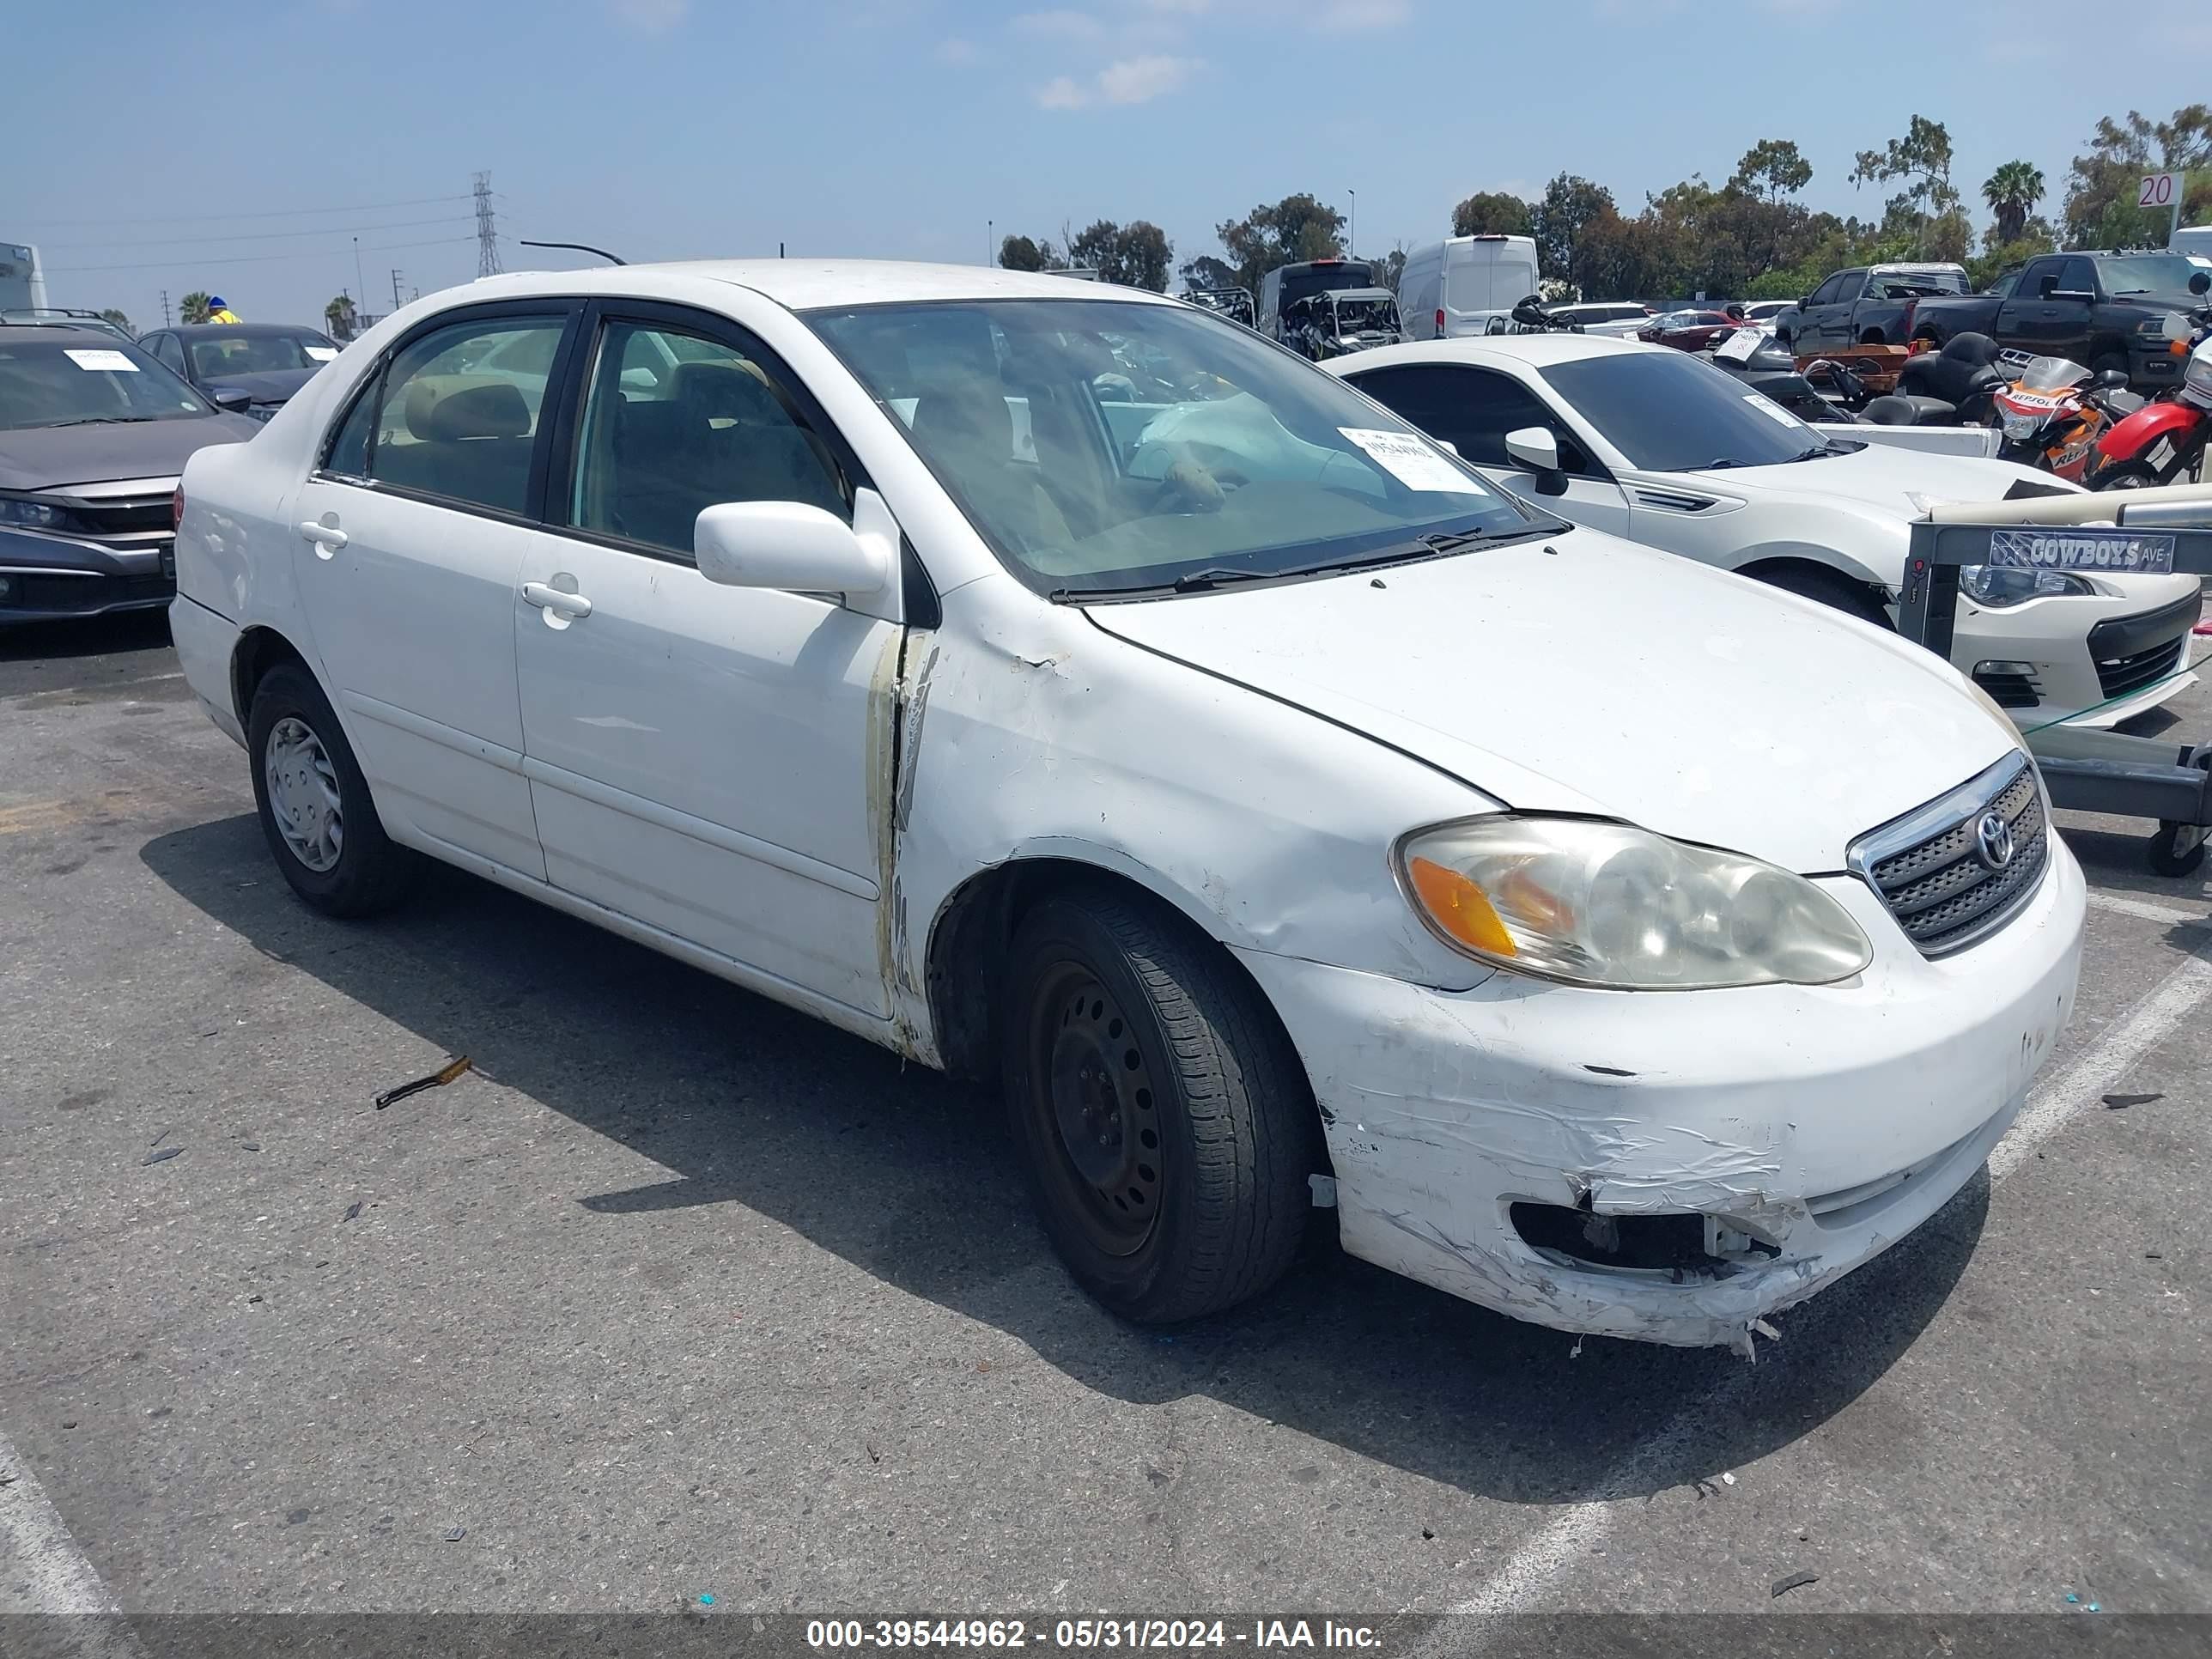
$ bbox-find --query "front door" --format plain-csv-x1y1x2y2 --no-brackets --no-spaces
512,307,899,1017
289,304,580,878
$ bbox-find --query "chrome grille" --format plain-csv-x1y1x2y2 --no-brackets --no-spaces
1850,755,2049,957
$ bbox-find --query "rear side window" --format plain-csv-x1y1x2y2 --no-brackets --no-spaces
323,314,568,515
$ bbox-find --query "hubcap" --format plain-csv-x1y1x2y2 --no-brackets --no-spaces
264,716,343,873
1036,969,1161,1254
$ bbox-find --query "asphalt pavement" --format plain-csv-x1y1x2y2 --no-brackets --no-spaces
2,608,2209,1632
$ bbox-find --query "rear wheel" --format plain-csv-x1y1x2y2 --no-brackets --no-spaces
1001,887,1316,1322
2092,351,2131,380
1754,566,1891,629
2094,460,2160,492
247,663,419,916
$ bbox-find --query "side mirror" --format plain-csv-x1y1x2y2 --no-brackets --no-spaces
2191,271,2211,296
1504,426,1566,494
210,386,253,413
2039,273,2059,300
694,501,890,600
2093,367,2130,389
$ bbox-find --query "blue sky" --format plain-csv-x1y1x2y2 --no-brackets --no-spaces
12,0,2209,332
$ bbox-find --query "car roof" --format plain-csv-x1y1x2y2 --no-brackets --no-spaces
167,321,330,337
1334,333,1668,373
460,258,1184,314
0,325,131,346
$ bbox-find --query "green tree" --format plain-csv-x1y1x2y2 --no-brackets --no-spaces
1850,114,1960,255
180,291,212,325
1212,193,1346,295
96,308,134,337
1069,220,1174,290
1531,173,1615,282
1177,253,1238,293
1981,160,2045,247
1729,138,1813,204
324,294,358,341
998,234,1058,271
2063,105,2212,246
1449,191,1534,238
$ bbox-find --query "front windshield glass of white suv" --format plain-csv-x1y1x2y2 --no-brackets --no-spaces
1540,349,1837,472
0,339,211,430
809,298,1539,597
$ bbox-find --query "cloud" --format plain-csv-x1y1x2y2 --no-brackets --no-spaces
1098,53,1198,102
1035,53,1199,108
1014,7,1107,37
1313,0,1407,26
608,0,688,30
935,36,981,63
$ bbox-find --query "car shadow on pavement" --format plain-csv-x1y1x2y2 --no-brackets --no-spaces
143,812,1984,1505
0,608,171,665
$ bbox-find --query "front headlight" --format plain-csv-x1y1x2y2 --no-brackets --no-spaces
1998,410,2045,440
0,495,76,532
1959,563,2094,605
1395,817,1872,990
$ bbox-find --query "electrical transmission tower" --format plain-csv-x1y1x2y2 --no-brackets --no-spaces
473,171,502,277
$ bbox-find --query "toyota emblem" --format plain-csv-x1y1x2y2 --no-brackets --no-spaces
1976,811,2015,872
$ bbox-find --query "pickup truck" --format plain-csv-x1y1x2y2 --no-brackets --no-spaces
1776,263,1969,352
1902,250,2212,392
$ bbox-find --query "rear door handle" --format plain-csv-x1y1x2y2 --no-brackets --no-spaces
522,580,592,619
297,520,348,550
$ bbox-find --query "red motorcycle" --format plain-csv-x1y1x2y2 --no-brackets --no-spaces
2087,325,2211,490
1988,355,2143,482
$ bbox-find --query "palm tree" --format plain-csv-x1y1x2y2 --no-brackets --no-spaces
179,292,212,325
1982,161,2045,248
325,293,358,342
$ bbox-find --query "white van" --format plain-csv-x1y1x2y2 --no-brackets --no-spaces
1399,234,1540,339
2172,225,2212,260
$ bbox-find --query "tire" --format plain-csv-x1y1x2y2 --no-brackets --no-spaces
2092,352,2130,380
246,662,419,917
1754,566,1891,629
2149,824,2207,878
1859,328,1887,346
2093,460,2160,492
1001,886,1316,1322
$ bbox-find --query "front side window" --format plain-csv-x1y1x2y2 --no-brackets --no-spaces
2059,258,2099,295
810,297,1535,598
1347,364,1562,467
344,314,567,514
0,338,212,430
186,331,337,380
568,320,848,556
1540,350,1833,473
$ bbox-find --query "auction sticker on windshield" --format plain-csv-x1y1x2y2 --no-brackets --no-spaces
1741,390,1799,426
306,346,338,361
64,349,139,372
1989,527,2176,574
1339,427,1474,490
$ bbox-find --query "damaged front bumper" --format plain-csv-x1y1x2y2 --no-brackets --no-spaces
1237,839,2085,1351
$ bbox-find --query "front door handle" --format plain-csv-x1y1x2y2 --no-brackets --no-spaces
522,580,592,619
297,520,348,552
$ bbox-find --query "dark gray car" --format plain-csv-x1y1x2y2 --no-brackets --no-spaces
0,326,258,624
134,323,340,424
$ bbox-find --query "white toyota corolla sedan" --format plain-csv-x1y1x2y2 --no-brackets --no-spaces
170,262,2084,1352
1330,334,2202,728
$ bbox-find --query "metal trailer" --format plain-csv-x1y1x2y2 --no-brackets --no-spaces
1897,482,2212,876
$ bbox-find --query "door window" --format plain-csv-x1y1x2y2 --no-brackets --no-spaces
568,320,848,557
1346,363,1568,468
149,334,187,375
328,314,568,514
1806,274,1844,307
2058,257,2098,296
2020,258,2063,298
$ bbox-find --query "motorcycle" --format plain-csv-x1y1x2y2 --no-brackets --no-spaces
1863,331,2007,427
1487,295,1585,335
2086,320,2211,491
1986,355,2144,481
1704,325,1871,422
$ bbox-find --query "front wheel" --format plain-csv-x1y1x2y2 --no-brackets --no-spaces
2093,460,2160,491
247,662,419,916
1002,888,1317,1322
1755,566,1891,629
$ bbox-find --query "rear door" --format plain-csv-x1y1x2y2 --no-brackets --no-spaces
289,302,583,878
510,300,901,1017
1345,362,1631,536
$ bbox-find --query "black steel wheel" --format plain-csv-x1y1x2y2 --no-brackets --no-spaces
1002,886,1317,1322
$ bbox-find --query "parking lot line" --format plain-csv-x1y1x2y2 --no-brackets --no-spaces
0,1430,139,1641
2085,890,2212,927
1448,934,2212,1622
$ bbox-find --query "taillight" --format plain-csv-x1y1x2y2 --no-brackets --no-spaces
173,485,184,531
1435,307,1446,335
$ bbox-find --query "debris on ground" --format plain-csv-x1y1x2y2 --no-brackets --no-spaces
2103,1093,2162,1110
240,1141,261,1152
1771,1571,1819,1599
343,1201,363,1221
699,1594,715,1607
376,1055,474,1110
1721,1472,1737,1486
443,1527,465,1542
866,1442,881,1464
141,1147,182,1167
149,1129,169,1148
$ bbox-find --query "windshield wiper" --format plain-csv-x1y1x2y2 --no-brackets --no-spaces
1697,457,1756,471
35,416,158,428
1048,527,1542,602
1782,443,1844,462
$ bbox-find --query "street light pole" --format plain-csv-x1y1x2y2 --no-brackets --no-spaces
1347,190,1356,259
988,219,994,267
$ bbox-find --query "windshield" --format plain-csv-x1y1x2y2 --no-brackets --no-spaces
810,297,1535,597
2098,254,2203,295
2014,356,2092,392
0,338,213,430
1871,270,1966,296
1276,262,1376,312
1331,295,1401,334
1540,349,1829,471
187,331,337,379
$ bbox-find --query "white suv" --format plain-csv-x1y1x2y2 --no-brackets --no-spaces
171,262,2083,1352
